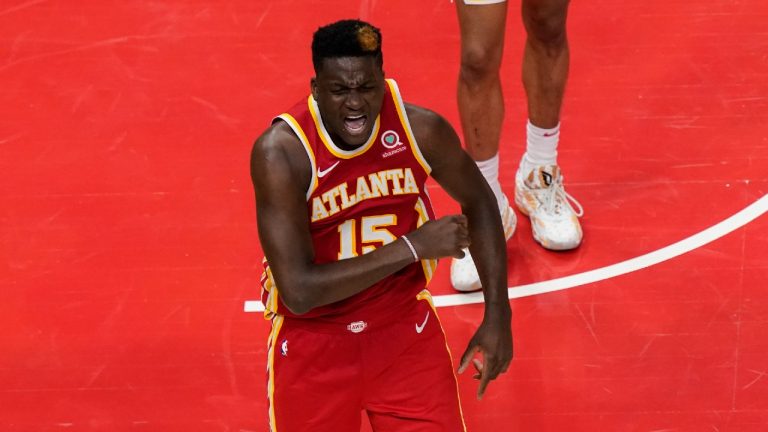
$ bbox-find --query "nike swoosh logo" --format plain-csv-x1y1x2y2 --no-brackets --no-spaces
415,311,430,334
317,161,340,178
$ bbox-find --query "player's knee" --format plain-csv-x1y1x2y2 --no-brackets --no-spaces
459,44,502,83
523,2,568,46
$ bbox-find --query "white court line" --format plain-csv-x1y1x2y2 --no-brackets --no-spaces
244,194,768,313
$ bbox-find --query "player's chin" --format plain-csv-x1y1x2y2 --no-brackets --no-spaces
341,126,372,147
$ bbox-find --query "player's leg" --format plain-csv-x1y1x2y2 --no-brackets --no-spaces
364,295,466,431
521,0,569,130
456,0,507,162
267,317,363,432
516,0,584,250
452,0,517,292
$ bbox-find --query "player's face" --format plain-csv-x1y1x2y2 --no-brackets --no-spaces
311,56,385,149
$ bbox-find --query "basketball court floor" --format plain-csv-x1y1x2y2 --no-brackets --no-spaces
1,0,767,430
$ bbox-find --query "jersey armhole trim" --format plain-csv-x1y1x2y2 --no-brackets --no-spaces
385,79,432,176
274,113,318,200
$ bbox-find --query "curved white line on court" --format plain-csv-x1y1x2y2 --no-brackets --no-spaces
244,194,768,313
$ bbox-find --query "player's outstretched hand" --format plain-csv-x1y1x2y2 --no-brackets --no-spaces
458,315,513,400
406,214,470,259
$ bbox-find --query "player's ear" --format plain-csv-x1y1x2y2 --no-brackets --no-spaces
310,77,318,101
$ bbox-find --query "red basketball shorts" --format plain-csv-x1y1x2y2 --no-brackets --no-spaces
265,290,467,432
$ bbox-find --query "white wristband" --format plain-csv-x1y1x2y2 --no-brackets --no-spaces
401,235,419,263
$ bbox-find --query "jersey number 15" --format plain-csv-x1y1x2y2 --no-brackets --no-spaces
336,214,397,260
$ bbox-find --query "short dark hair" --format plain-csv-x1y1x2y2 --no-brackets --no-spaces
311,19,383,73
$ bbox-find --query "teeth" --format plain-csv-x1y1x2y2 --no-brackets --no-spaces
344,115,366,134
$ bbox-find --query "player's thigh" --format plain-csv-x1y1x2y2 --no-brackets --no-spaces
269,323,363,432
365,304,465,432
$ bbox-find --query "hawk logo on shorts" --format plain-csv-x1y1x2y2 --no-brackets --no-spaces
281,339,288,356
346,321,368,333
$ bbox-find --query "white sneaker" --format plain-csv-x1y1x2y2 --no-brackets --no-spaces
515,164,584,250
450,194,516,292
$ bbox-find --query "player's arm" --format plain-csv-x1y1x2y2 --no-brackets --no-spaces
406,103,513,399
250,121,468,315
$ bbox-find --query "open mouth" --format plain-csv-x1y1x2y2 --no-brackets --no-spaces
344,114,367,135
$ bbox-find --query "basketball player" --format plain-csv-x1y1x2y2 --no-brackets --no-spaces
451,0,585,292
250,19,512,431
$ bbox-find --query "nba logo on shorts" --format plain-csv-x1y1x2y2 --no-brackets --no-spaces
346,321,368,333
281,339,288,356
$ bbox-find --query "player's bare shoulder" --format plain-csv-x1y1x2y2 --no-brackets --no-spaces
251,121,299,167
250,120,312,190
404,103,447,135
403,103,461,160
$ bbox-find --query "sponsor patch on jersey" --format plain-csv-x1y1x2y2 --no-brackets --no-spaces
381,130,402,149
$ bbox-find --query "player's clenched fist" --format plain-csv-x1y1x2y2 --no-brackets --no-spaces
406,215,470,259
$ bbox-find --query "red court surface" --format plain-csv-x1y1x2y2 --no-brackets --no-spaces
2,0,767,431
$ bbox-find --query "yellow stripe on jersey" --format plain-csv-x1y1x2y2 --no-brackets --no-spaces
414,197,438,283
385,79,432,176
275,113,318,199
307,95,380,159
416,290,468,432
416,289,435,308
266,314,285,432
261,260,280,320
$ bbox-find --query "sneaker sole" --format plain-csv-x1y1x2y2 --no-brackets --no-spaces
533,231,582,250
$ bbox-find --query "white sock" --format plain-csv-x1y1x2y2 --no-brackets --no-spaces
475,153,506,212
522,120,559,174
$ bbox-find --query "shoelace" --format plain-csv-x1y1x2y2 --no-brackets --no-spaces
541,175,584,217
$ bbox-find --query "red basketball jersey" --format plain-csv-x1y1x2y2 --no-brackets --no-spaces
260,79,438,321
